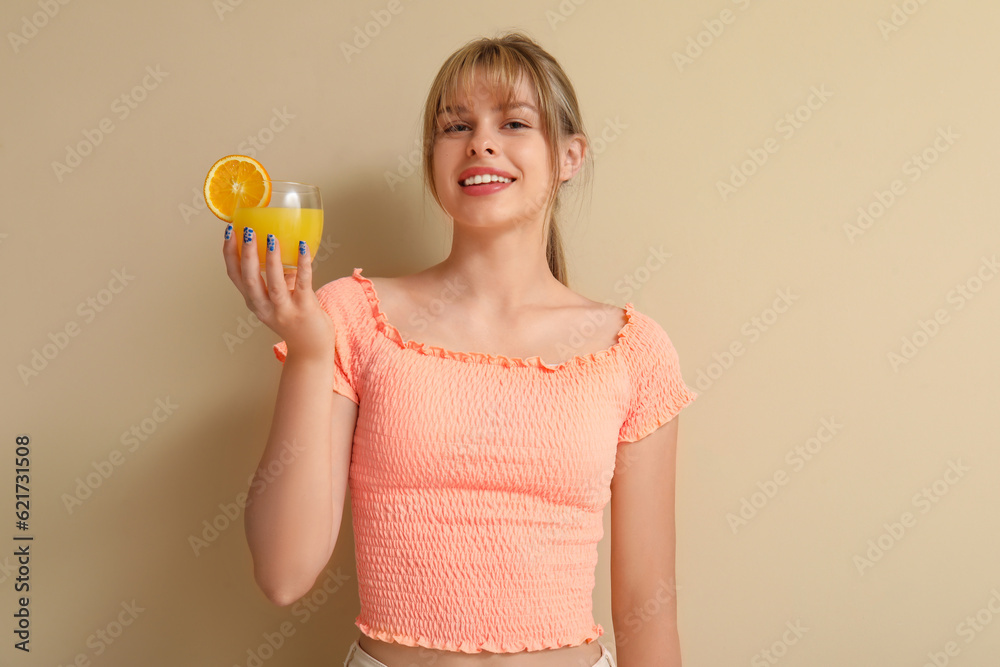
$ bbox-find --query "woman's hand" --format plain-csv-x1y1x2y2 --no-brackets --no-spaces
223,225,335,361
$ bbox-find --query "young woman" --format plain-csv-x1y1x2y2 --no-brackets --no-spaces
227,32,697,667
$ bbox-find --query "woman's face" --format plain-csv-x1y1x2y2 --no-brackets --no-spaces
432,71,555,229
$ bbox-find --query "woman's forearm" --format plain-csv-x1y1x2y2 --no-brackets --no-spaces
244,349,339,605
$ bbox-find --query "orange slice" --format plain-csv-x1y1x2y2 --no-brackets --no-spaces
203,155,271,222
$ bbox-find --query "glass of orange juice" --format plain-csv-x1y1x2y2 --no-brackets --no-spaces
233,180,323,271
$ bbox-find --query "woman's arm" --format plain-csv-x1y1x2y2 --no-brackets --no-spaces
244,348,358,606
611,415,682,667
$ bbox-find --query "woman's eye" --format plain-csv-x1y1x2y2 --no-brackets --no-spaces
441,121,528,133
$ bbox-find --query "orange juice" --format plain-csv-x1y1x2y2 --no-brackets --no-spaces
233,207,323,268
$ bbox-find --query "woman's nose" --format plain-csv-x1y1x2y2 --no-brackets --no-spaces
467,127,498,156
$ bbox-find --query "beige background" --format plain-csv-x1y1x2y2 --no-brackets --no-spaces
3,0,999,665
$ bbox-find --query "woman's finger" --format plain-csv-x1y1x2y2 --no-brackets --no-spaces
294,239,314,296
239,226,267,307
263,233,289,303
222,223,244,288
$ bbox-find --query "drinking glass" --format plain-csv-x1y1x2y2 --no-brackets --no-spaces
232,180,323,272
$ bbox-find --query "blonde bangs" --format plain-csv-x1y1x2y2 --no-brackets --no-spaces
434,47,551,140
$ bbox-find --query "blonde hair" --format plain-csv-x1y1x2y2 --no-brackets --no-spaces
421,31,591,287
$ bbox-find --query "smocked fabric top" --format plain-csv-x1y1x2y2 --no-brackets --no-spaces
272,268,697,653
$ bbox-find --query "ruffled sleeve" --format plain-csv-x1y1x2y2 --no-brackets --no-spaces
272,274,370,405
618,311,698,443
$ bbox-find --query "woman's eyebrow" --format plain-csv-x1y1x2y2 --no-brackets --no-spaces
436,101,539,117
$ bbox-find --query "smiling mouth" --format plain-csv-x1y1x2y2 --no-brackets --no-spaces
459,174,516,187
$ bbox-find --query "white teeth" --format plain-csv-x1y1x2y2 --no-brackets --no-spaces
462,174,513,186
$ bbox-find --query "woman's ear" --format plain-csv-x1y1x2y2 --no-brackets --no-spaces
558,133,587,183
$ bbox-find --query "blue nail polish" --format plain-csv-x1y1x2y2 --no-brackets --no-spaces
267,234,275,252
299,240,306,255
225,223,233,240
243,227,253,243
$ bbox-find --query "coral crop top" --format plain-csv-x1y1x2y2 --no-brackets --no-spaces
272,268,698,653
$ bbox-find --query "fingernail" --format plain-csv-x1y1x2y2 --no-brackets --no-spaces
267,234,275,252
299,240,306,255
225,223,233,240
243,227,253,243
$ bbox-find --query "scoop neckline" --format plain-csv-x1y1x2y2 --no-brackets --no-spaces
349,267,637,371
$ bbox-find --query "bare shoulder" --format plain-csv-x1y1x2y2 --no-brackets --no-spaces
538,287,628,354
364,273,421,313
363,271,447,342
368,266,468,307
584,296,627,319
570,293,630,331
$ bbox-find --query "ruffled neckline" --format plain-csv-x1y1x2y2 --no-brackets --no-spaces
350,267,636,371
